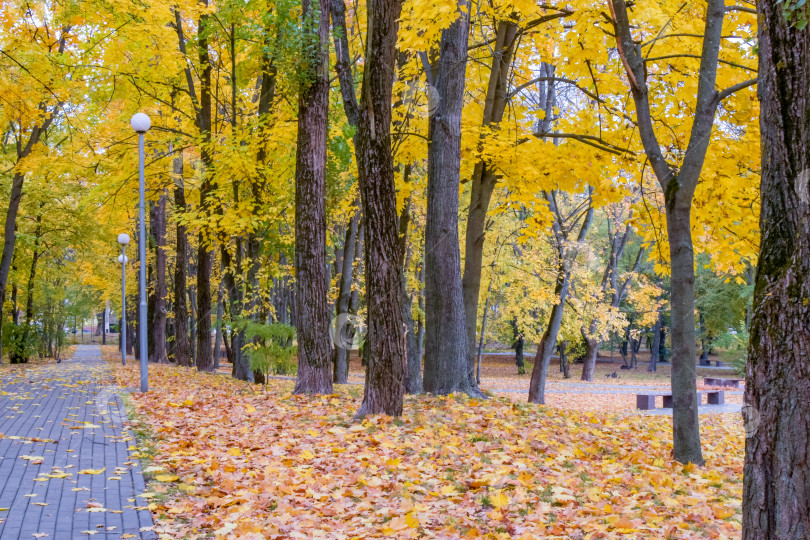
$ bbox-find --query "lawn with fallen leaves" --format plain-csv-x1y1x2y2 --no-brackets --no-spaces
111,352,744,539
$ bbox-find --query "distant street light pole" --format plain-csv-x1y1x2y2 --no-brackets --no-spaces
117,233,130,366
131,112,151,393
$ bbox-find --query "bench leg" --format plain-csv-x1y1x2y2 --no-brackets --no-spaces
708,392,725,405
662,395,673,408
636,395,656,410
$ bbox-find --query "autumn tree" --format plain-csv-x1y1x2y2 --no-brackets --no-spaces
352,0,407,417
0,11,70,361
292,0,332,394
422,0,482,396
609,0,757,464
743,2,810,537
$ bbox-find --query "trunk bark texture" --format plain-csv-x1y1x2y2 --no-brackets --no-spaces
149,190,169,363
195,10,215,372
666,202,702,463
423,0,480,396
172,154,193,366
293,0,333,395
743,4,810,537
352,0,407,417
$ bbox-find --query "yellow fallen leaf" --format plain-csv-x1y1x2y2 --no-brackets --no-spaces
79,468,105,475
490,490,509,509
245,404,256,413
154,474,179,482
300,449,314,460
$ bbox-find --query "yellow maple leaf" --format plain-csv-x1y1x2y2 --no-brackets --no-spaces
490,490,509,509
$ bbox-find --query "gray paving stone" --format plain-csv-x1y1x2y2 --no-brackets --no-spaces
0,345,156,539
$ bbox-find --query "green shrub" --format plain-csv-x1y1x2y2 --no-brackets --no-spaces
243,322,298,380
2,323,39,364
714,330,748,376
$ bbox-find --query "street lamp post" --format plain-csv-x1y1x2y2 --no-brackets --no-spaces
131,112,151,393
117,233,130,366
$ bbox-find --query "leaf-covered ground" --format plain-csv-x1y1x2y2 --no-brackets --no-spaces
114,358,744,539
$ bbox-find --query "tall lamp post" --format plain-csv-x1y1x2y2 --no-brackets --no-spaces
131,112,151,393
117,233,130,366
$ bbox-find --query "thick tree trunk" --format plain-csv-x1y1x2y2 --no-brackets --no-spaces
293,0,332,395
423,0,481,397
743,5,810,537
172,154,193,366
195,11,215,372
666,202,703,464
580,336,599,381
353,0,407,417
149,190,169,363
461,20,519,388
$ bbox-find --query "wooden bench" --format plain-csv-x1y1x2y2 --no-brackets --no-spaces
699,359,727,367
636,390,725,410
704,377,742,388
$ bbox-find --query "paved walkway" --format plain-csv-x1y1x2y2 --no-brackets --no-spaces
0,345,155,539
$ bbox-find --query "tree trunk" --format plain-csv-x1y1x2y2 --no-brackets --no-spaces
698,311,709,365
149,189,169,363
580,334,599,381
332,207,360,383
423,0,481,397
528,267,570,404
213,281,224,370
559,341,570,379
0,172,27,362
666,202,703,464
352,0,407,417
0,114,53,362
172,153,193,366
609,0,733,465
648,312,661,372
189,261,198,366
126,304,135,356
529,190,593,403
195,10,215,372
461,20,519,389
743,4,810,537
292,0,332,395
12,219,42,364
